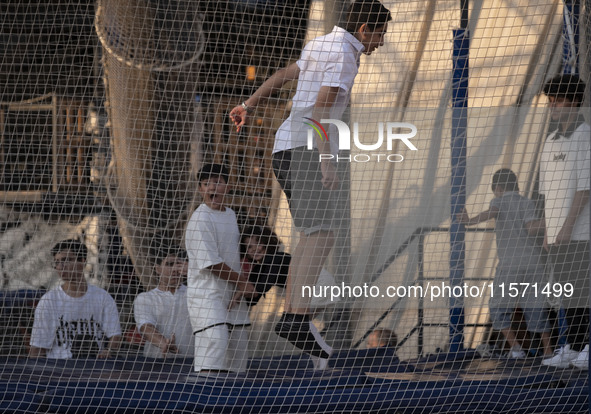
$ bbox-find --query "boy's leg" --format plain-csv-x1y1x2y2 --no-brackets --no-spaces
540,331,553,357
277,227,334,361
500,327,522,350
490,305,518,352
518,266,554,357
275,312,333,359
550,242,590,352
522,306,554,356
274,147,336,313
285,230,335,313
226,325,249,373
193,324,229,372
272,150,292,203
273,147,335,360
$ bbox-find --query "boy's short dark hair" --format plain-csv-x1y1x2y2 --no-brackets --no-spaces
345,0,392,33
197,163,229,184
492,168,519,193
51,239,88,262
543,74,586,105
150,241,187,265
240,225,281,257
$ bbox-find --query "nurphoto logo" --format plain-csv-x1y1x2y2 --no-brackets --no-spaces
305,118,418,162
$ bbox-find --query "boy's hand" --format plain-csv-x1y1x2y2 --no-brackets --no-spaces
158,334,179,357
97,349,111,359
97,335,121,358
228,280,257,310
456,208,470,224
555,223,574,245
543,232,549,252
229,106,248,132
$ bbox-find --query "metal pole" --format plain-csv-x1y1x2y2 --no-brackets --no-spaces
584,0,591,404
418,233,425,356
562,0,580,74
449,7,469,352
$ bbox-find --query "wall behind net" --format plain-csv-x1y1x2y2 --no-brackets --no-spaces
345,0,567,358
0,0,588,391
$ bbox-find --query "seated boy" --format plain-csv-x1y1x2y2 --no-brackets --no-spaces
134,246,194,358
30,239,121,359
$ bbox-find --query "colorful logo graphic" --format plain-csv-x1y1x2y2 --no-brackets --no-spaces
303,117,329,142
303,117,418,163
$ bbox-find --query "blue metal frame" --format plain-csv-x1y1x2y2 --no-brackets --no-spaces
450,27,469,353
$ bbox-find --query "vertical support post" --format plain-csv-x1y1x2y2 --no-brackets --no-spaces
66,104,73,185
418,233,425,356
584,0,591,402
557,0,581,350
52,94,58,192
450,26,469,353
562,0,580,74
0,107,5,172
562,0,589,399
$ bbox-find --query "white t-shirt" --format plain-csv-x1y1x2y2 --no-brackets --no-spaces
185,204,250,330
30,285,121,359
273,26,365,155
540,117,590,244
134,285,194,358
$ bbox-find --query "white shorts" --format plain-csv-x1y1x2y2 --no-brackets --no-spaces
193,323,249,372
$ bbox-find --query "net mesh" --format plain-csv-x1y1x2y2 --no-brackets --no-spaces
0,0,589,412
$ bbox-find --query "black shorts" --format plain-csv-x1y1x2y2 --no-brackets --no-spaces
272,147,336,235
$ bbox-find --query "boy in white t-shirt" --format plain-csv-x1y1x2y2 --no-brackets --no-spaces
185,164,256,373
539,74,590,369
134,246,194,359
29,239,122,359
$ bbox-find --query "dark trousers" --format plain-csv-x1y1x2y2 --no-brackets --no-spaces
548,241,590,352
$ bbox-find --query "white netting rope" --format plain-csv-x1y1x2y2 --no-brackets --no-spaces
95,0,205,72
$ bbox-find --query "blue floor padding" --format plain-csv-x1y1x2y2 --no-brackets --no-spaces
0,348,587,413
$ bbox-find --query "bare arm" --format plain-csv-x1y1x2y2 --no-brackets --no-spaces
524,218,545,236
97,334,121,359
138,324,177,357
207,262,256,309
312,86,341,155
456,207,499,226
312,85,342,190
229,62,301,131
29,345,47,358
555,189,589,244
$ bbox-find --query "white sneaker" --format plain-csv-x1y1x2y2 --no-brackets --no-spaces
508,349,527,359
571,345,589,370
310,355,329,371
542,345,580,368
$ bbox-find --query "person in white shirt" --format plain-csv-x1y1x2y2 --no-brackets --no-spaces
229,0,391,364
539,74,590,369
185,164,256,373
29,239,121,359
134,247,194,359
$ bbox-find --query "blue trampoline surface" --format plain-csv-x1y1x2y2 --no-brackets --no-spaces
0,348,587,413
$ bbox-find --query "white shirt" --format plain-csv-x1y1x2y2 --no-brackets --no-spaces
30,285,121,359
273,26,365,155
134,285,194,358
185,204,250,330
540,117,590,244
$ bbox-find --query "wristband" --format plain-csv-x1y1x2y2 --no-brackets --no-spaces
241,101,255,114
